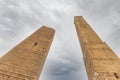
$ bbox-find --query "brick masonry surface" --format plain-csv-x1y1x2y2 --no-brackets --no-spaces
74,16,120,80
0,26,55,80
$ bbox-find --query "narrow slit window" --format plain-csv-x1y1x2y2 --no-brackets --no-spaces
42,47,45,50
34,42,38,46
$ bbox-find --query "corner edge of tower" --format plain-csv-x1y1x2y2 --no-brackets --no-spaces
74,16,83,24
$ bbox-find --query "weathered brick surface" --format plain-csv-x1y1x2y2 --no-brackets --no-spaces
0,26,55,80
74,16,120,80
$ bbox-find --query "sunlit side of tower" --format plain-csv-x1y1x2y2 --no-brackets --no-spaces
0,26,55,80
74,16,120,80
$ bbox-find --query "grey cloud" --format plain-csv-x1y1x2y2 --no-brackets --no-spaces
41,58,87,80
75,0,120,17
107,24,120,56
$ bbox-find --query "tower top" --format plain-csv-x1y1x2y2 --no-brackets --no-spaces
74,16,83,24
41,26,55,31
74,16,103,43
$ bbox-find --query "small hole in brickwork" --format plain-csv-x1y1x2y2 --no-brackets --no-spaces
42,47,45,50
114,73,119,79
34,42,38,46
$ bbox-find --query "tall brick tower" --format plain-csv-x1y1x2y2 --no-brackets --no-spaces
74,16,120,80
0,26,55,80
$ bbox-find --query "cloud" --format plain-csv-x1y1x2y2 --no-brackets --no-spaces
0,0,120,80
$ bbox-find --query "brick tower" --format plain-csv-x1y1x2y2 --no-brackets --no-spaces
0,26,55,80
74,16,120,80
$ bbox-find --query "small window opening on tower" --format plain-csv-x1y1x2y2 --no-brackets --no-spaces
114,73,119,79
42,47,45,50
34,42,38,46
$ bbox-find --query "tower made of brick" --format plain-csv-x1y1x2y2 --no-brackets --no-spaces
0,26,55,80
74,16,120,80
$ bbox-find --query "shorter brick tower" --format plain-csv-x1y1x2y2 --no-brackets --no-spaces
74,16,120,80
0,26,55,80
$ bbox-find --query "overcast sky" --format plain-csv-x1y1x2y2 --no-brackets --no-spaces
0,0,120,80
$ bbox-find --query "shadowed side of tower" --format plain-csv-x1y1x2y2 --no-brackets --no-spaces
74,16,120,80
0,26,55,80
